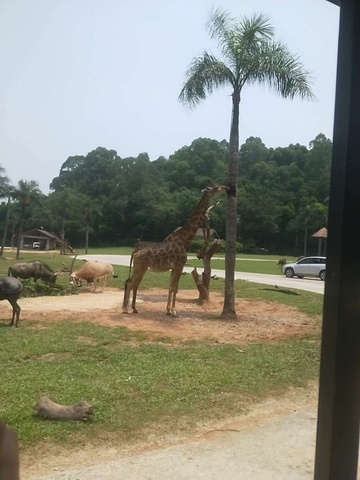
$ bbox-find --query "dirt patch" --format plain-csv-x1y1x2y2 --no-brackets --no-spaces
14,287,320,345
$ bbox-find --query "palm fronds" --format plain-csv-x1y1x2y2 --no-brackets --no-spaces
179,7,314,105
178,52,233,107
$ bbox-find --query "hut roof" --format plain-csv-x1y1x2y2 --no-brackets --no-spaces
22,228,62,243
194,228,219,239
312,227,328,238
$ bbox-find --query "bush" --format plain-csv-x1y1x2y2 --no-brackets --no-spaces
20,279,69,298
235,241,244,253
188,239,204,253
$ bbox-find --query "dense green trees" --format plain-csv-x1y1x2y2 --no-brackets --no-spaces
0,134,331,256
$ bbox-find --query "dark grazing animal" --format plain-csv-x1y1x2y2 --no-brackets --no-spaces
0,276,23,327
8,260,57,283
277,258,287,267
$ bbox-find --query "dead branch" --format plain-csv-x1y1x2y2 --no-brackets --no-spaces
191,198,223,301
69,254,78,276
191,268,209,302
33,397,93,421
205,200,221,220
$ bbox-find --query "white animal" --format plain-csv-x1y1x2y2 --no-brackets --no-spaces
69,261,118,292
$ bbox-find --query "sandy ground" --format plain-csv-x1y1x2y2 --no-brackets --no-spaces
16,287,320,345
2,286,322,479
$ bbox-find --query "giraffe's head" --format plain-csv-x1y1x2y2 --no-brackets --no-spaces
201,184,228,195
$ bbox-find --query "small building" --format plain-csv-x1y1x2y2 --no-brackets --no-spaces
312,227,328,256
20,228,62,251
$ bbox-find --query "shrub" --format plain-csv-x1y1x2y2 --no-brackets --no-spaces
20,279,69,298
188,239,204,253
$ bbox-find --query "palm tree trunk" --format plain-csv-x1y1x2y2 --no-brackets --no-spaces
303,226,308,256
221,87,240,319
85,224,89,254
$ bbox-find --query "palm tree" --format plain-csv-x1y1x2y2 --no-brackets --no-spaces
12,180,41,259
179,8,314,318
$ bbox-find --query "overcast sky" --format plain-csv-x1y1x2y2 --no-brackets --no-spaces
0,0,339,193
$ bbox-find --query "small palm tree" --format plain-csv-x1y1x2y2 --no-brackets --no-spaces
179,8,314,318
12,180,41,259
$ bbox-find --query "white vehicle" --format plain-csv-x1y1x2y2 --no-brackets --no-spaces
282,256,326,281
32,241,41,250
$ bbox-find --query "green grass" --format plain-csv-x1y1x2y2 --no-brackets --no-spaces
233,280,324,316
0,249,323,451
0,248,297,276
0,250,323,316
0,320,320,447
187,257,285,275
75,246,135,255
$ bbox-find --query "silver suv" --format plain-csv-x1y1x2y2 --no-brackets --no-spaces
282,256,326,281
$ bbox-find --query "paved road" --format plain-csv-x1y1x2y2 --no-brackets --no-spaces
76,255,324,295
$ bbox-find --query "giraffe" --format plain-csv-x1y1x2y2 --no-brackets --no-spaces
122,184,228,316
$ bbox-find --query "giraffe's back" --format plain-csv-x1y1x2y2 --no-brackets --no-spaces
133,242,187,272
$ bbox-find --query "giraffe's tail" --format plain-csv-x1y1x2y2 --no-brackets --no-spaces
126,252,134,282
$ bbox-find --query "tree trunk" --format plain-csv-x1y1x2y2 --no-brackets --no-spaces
60,218,66,255
15,214,23,260
0,197,11,257
11,228,15,249
303,226,308,256
33,397,93,421
221,86,240,319
318,238,322,256
85,224,89,254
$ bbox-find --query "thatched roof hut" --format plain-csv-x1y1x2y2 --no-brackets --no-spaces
312,227,327,255
312,227,328,239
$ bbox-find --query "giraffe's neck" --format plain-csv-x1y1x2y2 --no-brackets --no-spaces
165,191,212,248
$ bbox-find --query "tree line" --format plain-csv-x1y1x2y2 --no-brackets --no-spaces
0,134,331,256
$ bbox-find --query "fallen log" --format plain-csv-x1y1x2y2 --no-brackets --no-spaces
260,287,300,296
33,397,93,422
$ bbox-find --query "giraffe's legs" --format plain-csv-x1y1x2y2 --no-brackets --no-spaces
166,268,183,317
123,268,147,313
